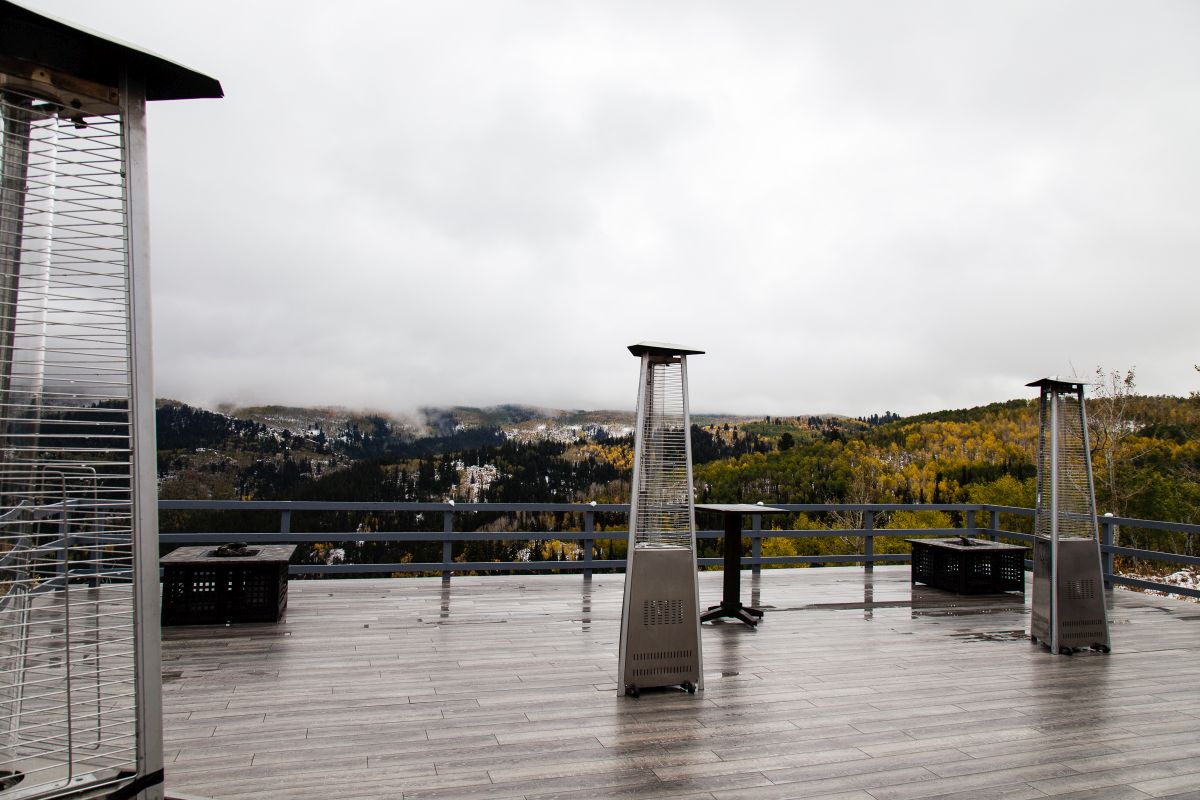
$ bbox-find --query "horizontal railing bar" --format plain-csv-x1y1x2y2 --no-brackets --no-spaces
160,500,631,512
286,555,924,575
979,505,1037,517
769,503,986,512
289,560,629,575
981,530,1038,543
159,527,988,545
1099,516,1200,535
160,500,998,514
753,528,967,539
1103,545,1200,567
700,554,907,566
1109,574,1200,599
160,531,611,544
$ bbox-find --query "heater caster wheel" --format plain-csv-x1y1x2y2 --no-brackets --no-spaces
625,684,640,699
1094,644,1110,654
682,682,696,694
1029,635,1038,644
1059,647,1074,656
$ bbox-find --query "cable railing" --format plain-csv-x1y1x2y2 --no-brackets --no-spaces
155,500,1200,599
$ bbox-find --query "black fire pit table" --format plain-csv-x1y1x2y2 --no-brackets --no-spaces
696,503,788,627
906,537,1028,595
161,544,297,625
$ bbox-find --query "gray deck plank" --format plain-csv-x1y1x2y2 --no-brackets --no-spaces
159,567,1200,800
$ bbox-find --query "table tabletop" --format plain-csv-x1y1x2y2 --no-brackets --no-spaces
695,503,789,515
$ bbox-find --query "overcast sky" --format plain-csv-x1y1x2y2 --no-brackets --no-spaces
26,0,1200,416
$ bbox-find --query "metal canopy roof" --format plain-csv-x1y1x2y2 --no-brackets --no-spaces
1026,377,1085,392
0,0,223,100
627,341,705,357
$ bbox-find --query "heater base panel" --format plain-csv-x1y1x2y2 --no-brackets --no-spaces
1031,537,1110,651
620,546,701,692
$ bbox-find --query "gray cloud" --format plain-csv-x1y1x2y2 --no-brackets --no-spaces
25,0,1200,416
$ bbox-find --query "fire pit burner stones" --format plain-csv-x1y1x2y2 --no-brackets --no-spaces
212,542,259,558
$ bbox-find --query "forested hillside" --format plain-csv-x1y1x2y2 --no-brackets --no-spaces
157,380,1200,575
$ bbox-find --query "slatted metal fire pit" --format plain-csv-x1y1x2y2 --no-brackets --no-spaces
161,545,295,625
908,537,1027,595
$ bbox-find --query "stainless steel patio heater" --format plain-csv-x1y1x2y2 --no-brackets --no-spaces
617,342,704,697
1027,378,1110,656
0,4,221,798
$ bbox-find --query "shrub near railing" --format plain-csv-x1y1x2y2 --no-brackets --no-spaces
157,500,1200,599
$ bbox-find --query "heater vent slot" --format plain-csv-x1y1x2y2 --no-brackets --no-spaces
642,599,684,626
633,649,693,662
633,665,691,678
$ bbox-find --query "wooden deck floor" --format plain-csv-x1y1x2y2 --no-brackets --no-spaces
161,567,1200,800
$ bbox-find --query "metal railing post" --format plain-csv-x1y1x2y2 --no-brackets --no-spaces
280,510,291,535
751,513,762,575
583,507,594,578
1101,514,1115,590
442,510,454,578
965,509,976,541
989,508,1000,542
863,510,874,572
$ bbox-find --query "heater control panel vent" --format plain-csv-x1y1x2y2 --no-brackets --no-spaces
642,599,684,626
1065,579,1096,600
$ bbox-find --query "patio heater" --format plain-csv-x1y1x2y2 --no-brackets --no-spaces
0,4,221,798
617,342,704,698
1027,378,1110,655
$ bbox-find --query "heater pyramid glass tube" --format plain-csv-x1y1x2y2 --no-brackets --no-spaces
1028,378,1110,655
618,343,704,697
0,80,141,799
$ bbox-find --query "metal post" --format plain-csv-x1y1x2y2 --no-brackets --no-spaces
680,356,703,692
965,509,976,541
1078,389,1110,600
616,355,650,695
582,507,594,578
441,510,453,578
1049,389,1060,656
280,509,292,535
123,72,165,800
863,509,874,571
989,508,1000,542
1101,514,1115,590
751,512,762,576
720,512,742,609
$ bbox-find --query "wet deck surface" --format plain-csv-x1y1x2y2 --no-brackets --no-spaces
160,567,1200,800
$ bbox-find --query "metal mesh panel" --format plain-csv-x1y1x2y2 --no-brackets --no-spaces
631,360,693,549
1033,387,1098,541
0,86,137,796
1034,391,1052,539
1054,394,1096,540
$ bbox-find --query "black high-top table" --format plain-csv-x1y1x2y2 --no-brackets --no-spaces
696,503,788,627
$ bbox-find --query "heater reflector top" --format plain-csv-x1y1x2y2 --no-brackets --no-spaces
628,342,705,357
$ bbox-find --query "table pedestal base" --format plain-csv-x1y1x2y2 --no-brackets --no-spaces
701,602,764,627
